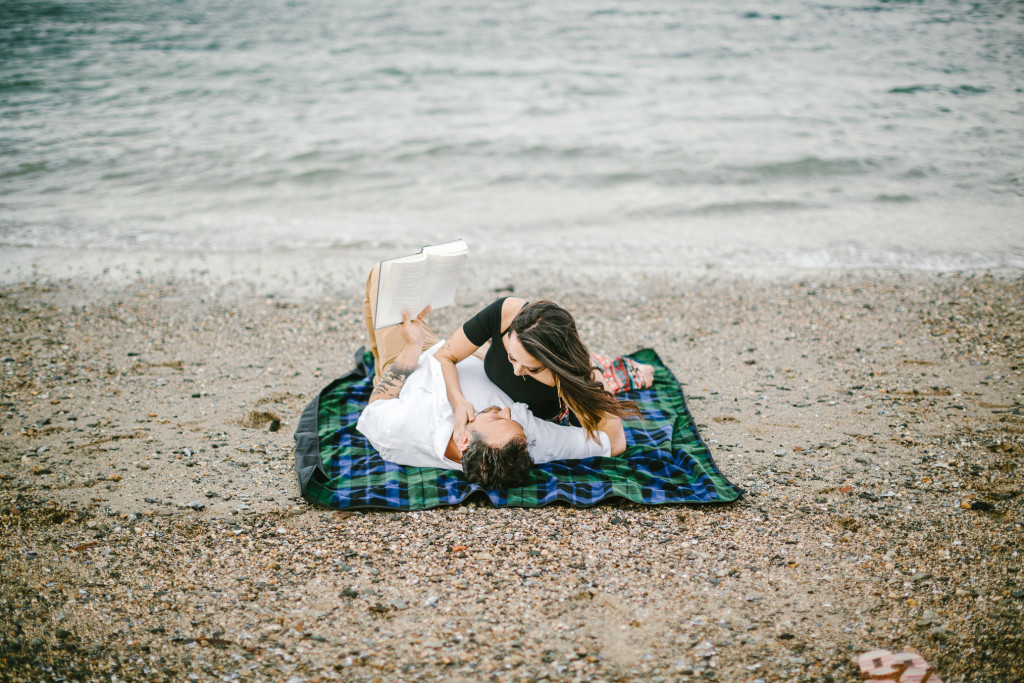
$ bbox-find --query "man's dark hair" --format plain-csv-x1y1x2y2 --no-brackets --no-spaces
462,433,532,489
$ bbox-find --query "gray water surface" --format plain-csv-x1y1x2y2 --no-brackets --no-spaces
2,0,1022,272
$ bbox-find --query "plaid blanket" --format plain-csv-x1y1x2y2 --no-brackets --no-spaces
294,348,742,510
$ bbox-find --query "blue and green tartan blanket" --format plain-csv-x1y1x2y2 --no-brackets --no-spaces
293,348,742,510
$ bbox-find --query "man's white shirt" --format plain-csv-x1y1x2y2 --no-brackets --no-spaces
356,342,610,470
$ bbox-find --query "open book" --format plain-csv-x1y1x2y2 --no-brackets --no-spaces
374,239,469,329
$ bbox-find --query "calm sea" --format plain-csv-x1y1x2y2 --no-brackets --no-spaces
2,0,1022,274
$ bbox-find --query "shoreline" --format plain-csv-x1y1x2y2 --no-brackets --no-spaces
3,245,1024,299
1,267,1022,681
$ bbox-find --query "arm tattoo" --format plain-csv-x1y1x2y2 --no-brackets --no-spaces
368,361,416,403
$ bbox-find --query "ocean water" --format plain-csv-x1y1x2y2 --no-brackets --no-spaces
1,0,1023,275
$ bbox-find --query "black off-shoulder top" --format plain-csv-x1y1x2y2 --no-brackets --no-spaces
462,297,563,420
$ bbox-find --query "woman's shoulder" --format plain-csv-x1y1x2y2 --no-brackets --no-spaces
464,297,527,342
499,297,527,331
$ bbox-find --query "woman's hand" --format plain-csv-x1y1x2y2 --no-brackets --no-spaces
433,326,484,443
451,398,476,442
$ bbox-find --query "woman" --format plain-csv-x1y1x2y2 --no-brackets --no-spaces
434,297,653,443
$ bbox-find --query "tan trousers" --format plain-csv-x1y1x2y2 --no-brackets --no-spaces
362,263,440,384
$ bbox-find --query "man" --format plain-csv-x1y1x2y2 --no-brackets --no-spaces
355,264,626,489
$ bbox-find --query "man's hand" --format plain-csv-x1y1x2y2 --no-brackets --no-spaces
368,306,432,404
400,306,431,349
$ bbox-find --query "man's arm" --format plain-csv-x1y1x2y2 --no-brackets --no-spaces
368,308,429,404
368,347,418,403
515,405,626,464
597,415,626,457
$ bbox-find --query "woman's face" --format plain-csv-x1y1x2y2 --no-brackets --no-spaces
506,332,556,387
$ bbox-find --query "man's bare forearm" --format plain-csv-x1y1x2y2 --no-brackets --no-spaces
598,416,627,457
368,344,420,403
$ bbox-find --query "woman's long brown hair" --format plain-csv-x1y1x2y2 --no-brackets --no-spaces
510,301,639,441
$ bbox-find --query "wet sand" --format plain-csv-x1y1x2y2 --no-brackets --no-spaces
1,265,1022,682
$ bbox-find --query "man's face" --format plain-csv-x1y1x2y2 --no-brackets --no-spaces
468,405,525,447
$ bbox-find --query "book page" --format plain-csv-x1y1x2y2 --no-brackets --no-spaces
421,251,466,309
373,239,468,329
374,256,427,329
422,238,468,257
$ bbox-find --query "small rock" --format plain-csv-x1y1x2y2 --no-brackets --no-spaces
186,502,206,511
917,610,940,628
911,572,933,583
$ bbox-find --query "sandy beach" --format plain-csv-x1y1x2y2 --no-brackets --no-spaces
1,262,1022,682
